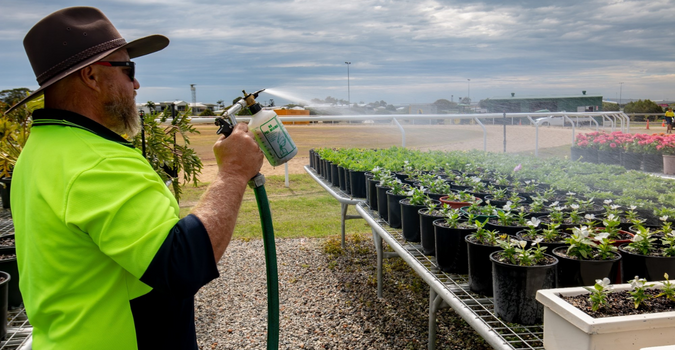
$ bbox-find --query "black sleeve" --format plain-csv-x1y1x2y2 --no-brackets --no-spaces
140,214,220,298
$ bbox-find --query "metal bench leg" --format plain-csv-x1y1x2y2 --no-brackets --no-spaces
371,227,383,298
428,289,442,350
341,202,349,249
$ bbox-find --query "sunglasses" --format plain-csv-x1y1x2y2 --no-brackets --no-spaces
92,61,135,82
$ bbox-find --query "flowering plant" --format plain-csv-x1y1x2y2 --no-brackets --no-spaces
585,278,612,311
564,226,618,260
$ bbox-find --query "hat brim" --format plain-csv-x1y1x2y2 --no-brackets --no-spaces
5,34,169,114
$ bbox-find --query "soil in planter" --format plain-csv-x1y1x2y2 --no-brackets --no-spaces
0,237,14,247
562,289,675,318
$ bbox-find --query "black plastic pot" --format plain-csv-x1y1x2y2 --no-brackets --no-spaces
490,251,558,325
552,246,621,288
643,153,663,173
570,146,582,162
0,247,21,308
338,166,347,192
597,149,621,165
330,163,340,187
619,244,675,282
419,206,443,256
399,199,425,242
621,152,643,170
466,236,501,296
0,271,9,340
0,177,10,210
386,191,408,229
376,185,391,222
484,220,526,236
433,220,474,274
580,147,598,163
366,178,379,210
309,149,315,169
349,170,366,198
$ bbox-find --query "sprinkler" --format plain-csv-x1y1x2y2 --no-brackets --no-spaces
216,89,297,349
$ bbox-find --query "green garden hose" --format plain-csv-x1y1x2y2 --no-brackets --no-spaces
249,174,279,349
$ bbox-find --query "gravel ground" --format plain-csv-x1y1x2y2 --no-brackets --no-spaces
195,234,493,350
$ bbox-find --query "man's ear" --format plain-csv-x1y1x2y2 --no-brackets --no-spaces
78,66,102,92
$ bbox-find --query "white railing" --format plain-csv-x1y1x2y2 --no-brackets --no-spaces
189,111,629,154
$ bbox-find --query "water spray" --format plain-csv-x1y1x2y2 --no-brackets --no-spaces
216,89,298,349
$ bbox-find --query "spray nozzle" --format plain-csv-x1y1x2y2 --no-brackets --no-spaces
216,88,266,136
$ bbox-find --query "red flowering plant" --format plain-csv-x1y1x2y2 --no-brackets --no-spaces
592,131,628,152
657,135,675,155
623,133,659,154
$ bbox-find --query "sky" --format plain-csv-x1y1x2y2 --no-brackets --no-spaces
1,0,675,106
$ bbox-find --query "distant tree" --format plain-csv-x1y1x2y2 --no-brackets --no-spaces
602,101,619,111
199,109,215,116
479,98,490,109
311,98,323,104
434,99,457,111
216,100,224,109
386,104,396,111
0,88,31,107
623,99,663,114
460,97,471,105
325,96,337,104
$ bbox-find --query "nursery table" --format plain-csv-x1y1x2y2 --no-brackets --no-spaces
304,165,365,248
306,169,545,350
355,202,545,350
0,209,32,350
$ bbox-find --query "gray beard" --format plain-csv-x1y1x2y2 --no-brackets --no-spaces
103,93,140,137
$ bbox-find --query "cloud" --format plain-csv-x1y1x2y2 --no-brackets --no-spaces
2,0,675,104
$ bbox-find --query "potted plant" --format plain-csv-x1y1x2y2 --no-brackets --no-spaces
438,190,480,209
536,275,675,350
385,180,410,228
516,219,568,255
619,225,675,282
399,186,429,242
460,201,500,223
484,202,528,235
553,225,621,287
0,96,36,209
490,237,558,325
418,199,444,255
432,207,474,273
465,220,501,296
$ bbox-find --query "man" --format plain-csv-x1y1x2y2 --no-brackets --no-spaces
666,107,674,134
7,7,263,350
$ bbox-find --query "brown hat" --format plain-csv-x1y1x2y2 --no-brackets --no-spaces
6,7,169,113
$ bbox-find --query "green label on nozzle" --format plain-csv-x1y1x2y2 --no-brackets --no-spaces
260,116,296,159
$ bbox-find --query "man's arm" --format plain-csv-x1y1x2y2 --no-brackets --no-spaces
191,123,264,262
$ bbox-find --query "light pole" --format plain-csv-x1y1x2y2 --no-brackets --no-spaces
345,62,351,107
619,82,624,110
467,79,471,103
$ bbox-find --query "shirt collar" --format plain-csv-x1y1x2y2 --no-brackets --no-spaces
31,109,135,148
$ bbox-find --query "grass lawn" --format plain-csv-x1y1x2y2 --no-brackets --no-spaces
179,173,369,240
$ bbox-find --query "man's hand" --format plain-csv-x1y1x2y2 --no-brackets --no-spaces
213,123,264,182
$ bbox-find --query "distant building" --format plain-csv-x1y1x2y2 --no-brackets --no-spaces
482,93,603,113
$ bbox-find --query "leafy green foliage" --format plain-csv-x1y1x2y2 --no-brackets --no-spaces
585,278,612,311
132,108,202,202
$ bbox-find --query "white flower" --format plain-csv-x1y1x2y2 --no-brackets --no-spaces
549,201,560,207
533,237,544,245
567,192,576,196
585,214,596,220
661,215,670,222
527,217,541,228
573,226,591,238
570,204,579,210
596,277,611,289
595,232,610,240
604,199,613,204
632,234,644,243
630,277,646,289
611,204,621,210
518,240,527,248
629,205,637,210
503,202,513,211
606,214,617,221
470,176,482,183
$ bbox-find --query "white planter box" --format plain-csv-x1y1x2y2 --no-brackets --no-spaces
536,282,675,350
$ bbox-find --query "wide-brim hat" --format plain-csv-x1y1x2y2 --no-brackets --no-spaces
6,6,169,113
